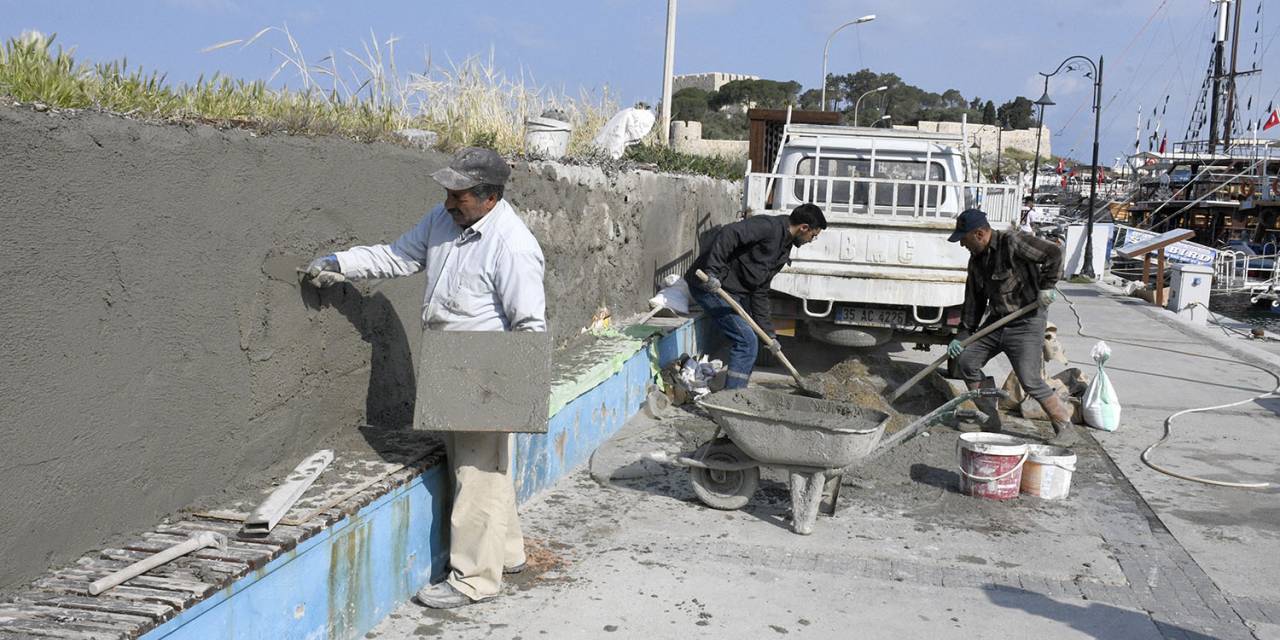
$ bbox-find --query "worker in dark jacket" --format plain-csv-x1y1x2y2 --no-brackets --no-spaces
945,208,1075,446
685,204,827,389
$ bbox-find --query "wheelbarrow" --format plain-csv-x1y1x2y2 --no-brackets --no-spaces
666,386,1004,535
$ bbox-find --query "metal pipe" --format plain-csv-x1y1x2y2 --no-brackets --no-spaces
1082,55,1104,278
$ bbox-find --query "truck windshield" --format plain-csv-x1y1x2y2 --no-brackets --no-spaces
793,157,947,211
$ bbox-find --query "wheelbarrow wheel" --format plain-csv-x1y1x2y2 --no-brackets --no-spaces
689,443,759,510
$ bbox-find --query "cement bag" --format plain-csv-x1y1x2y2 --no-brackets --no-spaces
593,107,655,159
649,278,692,315
1082,341,1121,431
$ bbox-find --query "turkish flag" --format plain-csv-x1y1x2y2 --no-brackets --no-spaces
1265,110,1280,131
1159,134,1167,153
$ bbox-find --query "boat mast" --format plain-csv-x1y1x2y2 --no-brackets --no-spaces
1208,0,1231,153
1222,0,1244,150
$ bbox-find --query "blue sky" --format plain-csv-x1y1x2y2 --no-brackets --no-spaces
5,0,1276,163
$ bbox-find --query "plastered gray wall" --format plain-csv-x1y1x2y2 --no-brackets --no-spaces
0,105,741,590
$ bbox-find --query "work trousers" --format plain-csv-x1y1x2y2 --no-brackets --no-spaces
444,432,526,601
956,307,1054,401
690,286,758,389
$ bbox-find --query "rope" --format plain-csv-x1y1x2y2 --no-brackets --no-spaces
1058,288,1278,489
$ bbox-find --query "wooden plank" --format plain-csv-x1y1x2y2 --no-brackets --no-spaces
132,533,272,567
0,605,132,639
155,520,298,551
20,593,172,623
2,604,150,629
33,575,190,609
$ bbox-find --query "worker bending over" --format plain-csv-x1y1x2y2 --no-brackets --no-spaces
685,204,827,389
945,208,1075,446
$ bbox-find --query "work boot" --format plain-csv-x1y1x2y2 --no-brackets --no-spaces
415,581,485,609
1038,394,1078,447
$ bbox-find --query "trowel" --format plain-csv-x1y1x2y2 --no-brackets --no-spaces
694,270,825,398
262,254,346,286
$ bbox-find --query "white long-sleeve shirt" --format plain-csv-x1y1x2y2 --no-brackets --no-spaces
334,200,547,332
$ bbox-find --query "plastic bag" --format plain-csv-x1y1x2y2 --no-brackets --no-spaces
1082,341,1122,431
648,277,692,315
593,107,655,159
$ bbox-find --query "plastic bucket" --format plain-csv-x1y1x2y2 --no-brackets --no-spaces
525,116,573,159
1020,445,1076,500
957,433,1029,501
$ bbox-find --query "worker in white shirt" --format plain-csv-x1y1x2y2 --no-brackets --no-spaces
301,147,545,609
1019,196,1039,235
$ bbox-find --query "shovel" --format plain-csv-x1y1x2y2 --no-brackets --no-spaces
884,300,1040,403
694,270,824,398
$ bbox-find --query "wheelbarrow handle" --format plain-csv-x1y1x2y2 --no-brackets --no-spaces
694,269,807,385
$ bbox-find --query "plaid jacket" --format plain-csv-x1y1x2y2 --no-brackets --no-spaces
961,230,1063,334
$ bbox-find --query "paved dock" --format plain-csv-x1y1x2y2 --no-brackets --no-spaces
369,282,1280,640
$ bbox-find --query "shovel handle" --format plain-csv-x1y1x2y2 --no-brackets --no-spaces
694,270,806,385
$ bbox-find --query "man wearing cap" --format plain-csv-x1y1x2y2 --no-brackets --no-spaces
684,203,827,389
945,208,1075,446
302,147,544,608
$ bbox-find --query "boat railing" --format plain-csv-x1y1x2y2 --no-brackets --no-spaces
1213,249,1280,292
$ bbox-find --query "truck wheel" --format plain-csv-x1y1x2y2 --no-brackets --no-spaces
804,321,891,348
689,441,759,510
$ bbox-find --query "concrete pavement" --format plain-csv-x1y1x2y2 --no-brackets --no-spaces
368,282,1278,640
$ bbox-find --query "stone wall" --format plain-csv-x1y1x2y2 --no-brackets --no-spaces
671,120,749,161
911,120,1052,158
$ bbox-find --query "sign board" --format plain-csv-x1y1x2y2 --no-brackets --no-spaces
1114,226,1217,265
414,330,551,433
1062,224,1114,278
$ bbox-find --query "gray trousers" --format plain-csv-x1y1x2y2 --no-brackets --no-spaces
956,308,1053,401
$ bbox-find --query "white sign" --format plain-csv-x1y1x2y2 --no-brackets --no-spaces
1115,225,1218,266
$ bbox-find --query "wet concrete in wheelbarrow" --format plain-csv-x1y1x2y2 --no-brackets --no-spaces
368,351,1261,639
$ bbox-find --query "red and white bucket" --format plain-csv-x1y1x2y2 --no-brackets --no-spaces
957,433,1029,500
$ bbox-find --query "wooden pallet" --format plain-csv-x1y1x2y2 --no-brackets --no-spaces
0,433,443,639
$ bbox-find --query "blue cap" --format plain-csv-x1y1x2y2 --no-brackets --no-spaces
947,209,989,242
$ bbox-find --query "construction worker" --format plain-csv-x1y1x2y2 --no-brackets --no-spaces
945,208,1076,446
301,147,544,608
685,204,827,389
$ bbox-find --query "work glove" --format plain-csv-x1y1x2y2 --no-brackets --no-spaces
302,255,346,287
1038,288,1057,308
767,338,783,356
702,275,722,293
947,339,964,359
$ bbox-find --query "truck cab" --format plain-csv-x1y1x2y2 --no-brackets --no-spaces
742,123,1020,347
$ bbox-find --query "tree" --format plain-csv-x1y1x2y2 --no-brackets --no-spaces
981,100,997,125
941,89,966,110
996,96,1035,129
672,87,709,122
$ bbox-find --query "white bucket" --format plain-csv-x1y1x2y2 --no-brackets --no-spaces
525,116,573,159
957,433,1029,501
1020,444,1076,500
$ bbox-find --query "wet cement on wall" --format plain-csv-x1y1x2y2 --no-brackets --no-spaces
0,104,741,590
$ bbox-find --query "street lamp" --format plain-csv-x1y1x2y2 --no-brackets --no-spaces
970,137,983,181
854,85,888,126
1028,76,1055,205
1039,54,1105,279
820,14,876,111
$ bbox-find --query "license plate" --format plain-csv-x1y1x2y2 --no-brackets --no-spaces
834,306,908,328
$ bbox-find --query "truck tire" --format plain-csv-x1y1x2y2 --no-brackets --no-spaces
804,321,891,348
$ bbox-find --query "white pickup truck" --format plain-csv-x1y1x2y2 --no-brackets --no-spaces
743,123,1021,347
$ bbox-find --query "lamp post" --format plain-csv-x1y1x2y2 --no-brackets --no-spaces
659,0,677,146
820,14,876,111
854,85,888,126
1029,76,1054,203
970,137,983,181
1039,54,1104,279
